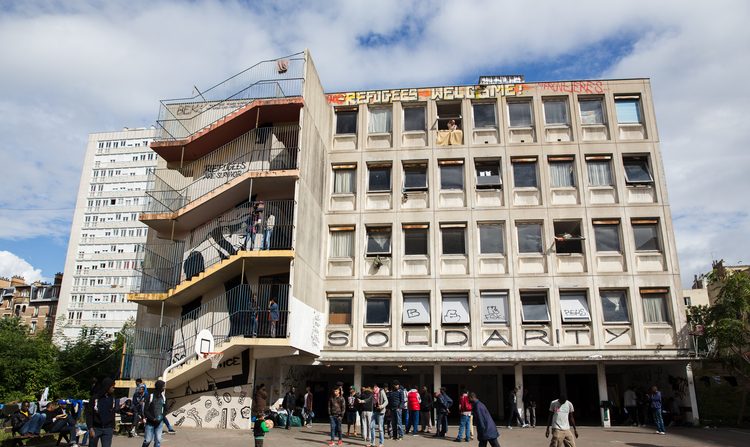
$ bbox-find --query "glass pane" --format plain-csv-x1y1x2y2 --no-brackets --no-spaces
368,107,392,133
479,224,504,254
442,228,466,255
544,100,568,125
404,167,427,190
404,107,426,131
442,293,470,324
333,169,355,194
475,161,501,187
623,159,653,183
330,231,353,257
473,103,496,128
367,230,391,254
615,98,641,123
600,291,629,322
440,165,463,190
508,102,532,127
586,161,613,186
517,223,543,253
549,161,575,187
513,162,538,188
643,295,669,323
403,294,430,324
336,111,357,134
481,292,508,323
521,294,549,322
579,99,604,125
559,292,591,322
366,298,390,324
329,298,352,325
594,225,621,252
404,229,428,255
368,167,391,191
633,225,660,251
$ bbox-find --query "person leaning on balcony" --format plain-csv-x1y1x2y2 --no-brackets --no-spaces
269,297,280,337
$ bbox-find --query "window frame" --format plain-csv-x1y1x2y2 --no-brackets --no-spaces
329,226,355,259
517,222,544,254
559,291,592,323
585,155,614,187
440,223,467,256
600,290,630,324
474,159,502,189
512,158,539,189
520,292,550,323
328,295,352,325
553,220,584,254
548,156,577,188
507,100,534,128
439,160,465,191
402,292,431,325
641,289,671,324
480,290,509,324
441,292,470,324
368,105,393,135
365,226,392,256
403,224,429,256
403,105,427,132
593,220,622,253
365,295,391,326
622,155,654,185
332,164,357,195
543,98,570,126
578,96,607,126
614,95,643,124
632,220,661,252
367,164,392,192
335,108,358,135
472,102,497,129
478,222,505,255
403,162,429,192
436,102,463,130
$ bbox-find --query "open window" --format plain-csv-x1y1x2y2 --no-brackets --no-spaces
559,291,591,323
366,226,392,256
622,155,654,185
520,291,550,323
402,293,430,325
403,161,428,192
475,159,502,189
441,292,470,324
553,221,584,254
436,102,462,130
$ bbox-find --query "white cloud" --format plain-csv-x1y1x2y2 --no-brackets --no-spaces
0,251,44,283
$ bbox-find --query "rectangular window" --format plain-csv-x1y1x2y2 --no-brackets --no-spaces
403,163,428,191
332,165,356,194
579,97,606,125
368,164,392,192
642,289,670,323
329,226,354,258
335,109,358,134
517,222,543,253
508,101,533,127
585,155,613,186
403,293,430,325
436,102,462,130
549,157,576,188
439,160,464,190
472,102,497,129
512,158,538,188
366,226,392,256
553,221,583,254
622,156,654,185
632,220,661,251
403,224,428,256
543,99,569,125
600,290,629,323
480,291,508,324
441,292,470,324
368,107,392,134
328,296,352,325
593,220,621,252
403,106,426,132
366,295,391,325
478,222,504,255
475,159,502,189
520,292,550,323
615,95,642,124
559,291,591,323
441,223,466,255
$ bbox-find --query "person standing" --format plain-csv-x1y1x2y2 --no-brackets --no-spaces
346,387,359,437
470,392,500,447
406,386,421,436
545,394,578,447
623,386,638,426
386,382,403,440
328,388,345,447
253,384,268,418
434,388,453,438
400,384,409,434
264,213,275,250
303,386,314,428
132,382,147,436
86,377,117,447
523,388,537,428
370,383,389,447
419,386,433,433
358,387,374,444
648,385,666,435
269,297,279,337
283,386,297,429
141,380,167,447
506,387,527,428
456,389,472,442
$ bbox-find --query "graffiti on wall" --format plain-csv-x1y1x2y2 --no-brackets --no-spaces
168,385,250,430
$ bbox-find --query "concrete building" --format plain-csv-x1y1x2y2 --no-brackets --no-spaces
124,52,698,428
55,127,159,340
1,274,62,333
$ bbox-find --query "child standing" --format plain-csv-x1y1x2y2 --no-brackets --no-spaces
253,417,273,447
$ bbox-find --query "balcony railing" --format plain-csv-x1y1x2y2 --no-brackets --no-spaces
134,200,295,293
121,283,290,380
144,124,300,214
155,52,304,141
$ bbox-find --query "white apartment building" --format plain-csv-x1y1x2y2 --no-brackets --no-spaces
56,127,159,340
123,52,698,429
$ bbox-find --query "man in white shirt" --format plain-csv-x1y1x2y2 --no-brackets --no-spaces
545,395,578,447
623,387,638,426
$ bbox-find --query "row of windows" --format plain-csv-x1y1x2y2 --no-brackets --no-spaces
70,294,127,304
328,287,671,327
335,94,644,136
92,168,151,178
329,218,662,258
75,260,137,271
68,311,107,320
97,139,151,149
332,154,654,195
71,276,132,286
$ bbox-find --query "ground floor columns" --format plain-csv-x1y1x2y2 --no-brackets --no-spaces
514,363,524,417
686,362,700,425
596,363,611,427
433,364,442,391
353,364,362,391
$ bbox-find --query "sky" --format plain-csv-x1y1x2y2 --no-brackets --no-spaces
0,0,748,286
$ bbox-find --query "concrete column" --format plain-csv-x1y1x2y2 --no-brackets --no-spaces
273,361,284,403
514,364,524,416
558,371,567,396
686,362,701,425
596,363,611,427
433,364,442,391
354,364,362,391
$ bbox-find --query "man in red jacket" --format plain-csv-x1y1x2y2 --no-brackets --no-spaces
406,387,421,436
456,389,472,442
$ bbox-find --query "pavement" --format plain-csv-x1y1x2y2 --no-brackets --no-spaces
111,425,750,447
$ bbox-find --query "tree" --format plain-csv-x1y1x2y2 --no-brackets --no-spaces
0,318,58,402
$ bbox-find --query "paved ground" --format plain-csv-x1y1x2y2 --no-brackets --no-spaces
111,425,750,447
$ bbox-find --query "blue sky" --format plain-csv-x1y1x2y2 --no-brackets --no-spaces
0,0,748,285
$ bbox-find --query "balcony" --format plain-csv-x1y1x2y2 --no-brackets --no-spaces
152,53,305,163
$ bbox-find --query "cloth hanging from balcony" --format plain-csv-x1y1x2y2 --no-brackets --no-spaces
437,129,464,146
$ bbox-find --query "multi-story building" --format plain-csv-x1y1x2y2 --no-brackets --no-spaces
124,52,699,428
1,274,62,333
55,127,159,340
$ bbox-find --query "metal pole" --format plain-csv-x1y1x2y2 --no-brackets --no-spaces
159,301,164,327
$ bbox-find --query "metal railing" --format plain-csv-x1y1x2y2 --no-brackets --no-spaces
155,53,305,141
144,124,300,214
135,200,295,293
121,283,290,380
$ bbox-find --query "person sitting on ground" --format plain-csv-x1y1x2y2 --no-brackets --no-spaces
11,401,46,436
